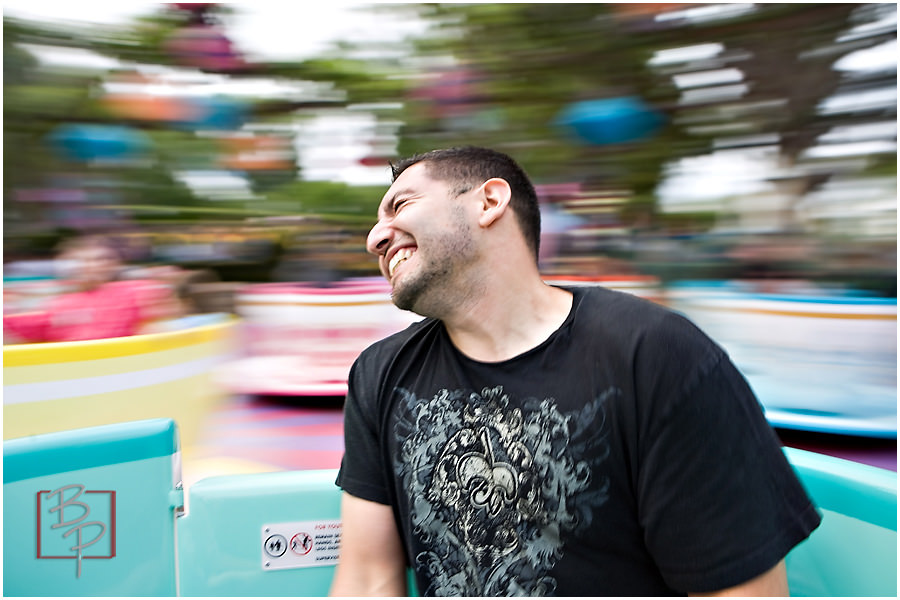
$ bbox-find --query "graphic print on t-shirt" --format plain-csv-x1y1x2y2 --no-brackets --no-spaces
393,385,613,596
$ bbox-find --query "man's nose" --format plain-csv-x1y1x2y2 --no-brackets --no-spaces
366,220,393,256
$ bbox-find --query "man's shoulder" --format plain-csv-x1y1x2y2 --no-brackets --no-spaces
570,284,674,326
570,284,714,348
356,316,441,365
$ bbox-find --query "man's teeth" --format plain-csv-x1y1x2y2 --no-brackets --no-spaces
389,249,414,277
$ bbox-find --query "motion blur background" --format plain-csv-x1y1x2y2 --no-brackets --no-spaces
4,2,895,288
3,3,896,475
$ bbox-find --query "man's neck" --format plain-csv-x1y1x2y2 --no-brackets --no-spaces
442,277,573,363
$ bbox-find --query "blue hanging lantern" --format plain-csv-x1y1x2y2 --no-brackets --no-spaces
177,95,247,131
556,96,664,145
49,124,151,162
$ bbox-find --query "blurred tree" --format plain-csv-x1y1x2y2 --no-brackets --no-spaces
3,6,357,251
386,3,893,233
4,3,894,284
2,3,408,241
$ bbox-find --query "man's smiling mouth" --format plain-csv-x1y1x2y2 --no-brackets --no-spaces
389,248,415,277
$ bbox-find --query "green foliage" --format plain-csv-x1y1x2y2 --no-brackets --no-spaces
387,1,892,236
393,3,684,193
274,57,407,104
3,2,895,263
265,180,384,221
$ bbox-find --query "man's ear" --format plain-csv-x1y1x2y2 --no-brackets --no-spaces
477,178,512,228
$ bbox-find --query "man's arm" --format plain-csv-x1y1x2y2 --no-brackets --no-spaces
690,560,789,597
330,492,408,597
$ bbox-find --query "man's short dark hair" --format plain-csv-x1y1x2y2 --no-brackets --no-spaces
391,146,541,261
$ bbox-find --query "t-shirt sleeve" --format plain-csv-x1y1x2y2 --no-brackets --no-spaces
635,317,821,593
335,352,392,505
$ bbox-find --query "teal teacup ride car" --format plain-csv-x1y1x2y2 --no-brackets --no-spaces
4,418,896,597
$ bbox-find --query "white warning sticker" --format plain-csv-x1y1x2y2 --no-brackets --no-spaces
261,519,342,570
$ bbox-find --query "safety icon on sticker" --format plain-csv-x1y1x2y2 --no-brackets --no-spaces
291,532,313,556
264,534,287,558
262,519,341,571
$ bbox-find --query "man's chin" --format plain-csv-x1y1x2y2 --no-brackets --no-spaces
390,270,446,316
390,290,416,313
390,281,424,314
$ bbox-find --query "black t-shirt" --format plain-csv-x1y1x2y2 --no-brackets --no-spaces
336,285,821,596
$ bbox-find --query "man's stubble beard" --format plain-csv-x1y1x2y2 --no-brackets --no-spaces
390,205,476,317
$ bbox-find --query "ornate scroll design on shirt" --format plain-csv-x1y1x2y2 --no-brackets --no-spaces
394,385,614,596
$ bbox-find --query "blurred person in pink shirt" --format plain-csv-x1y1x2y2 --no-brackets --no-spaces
4,236,183,343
